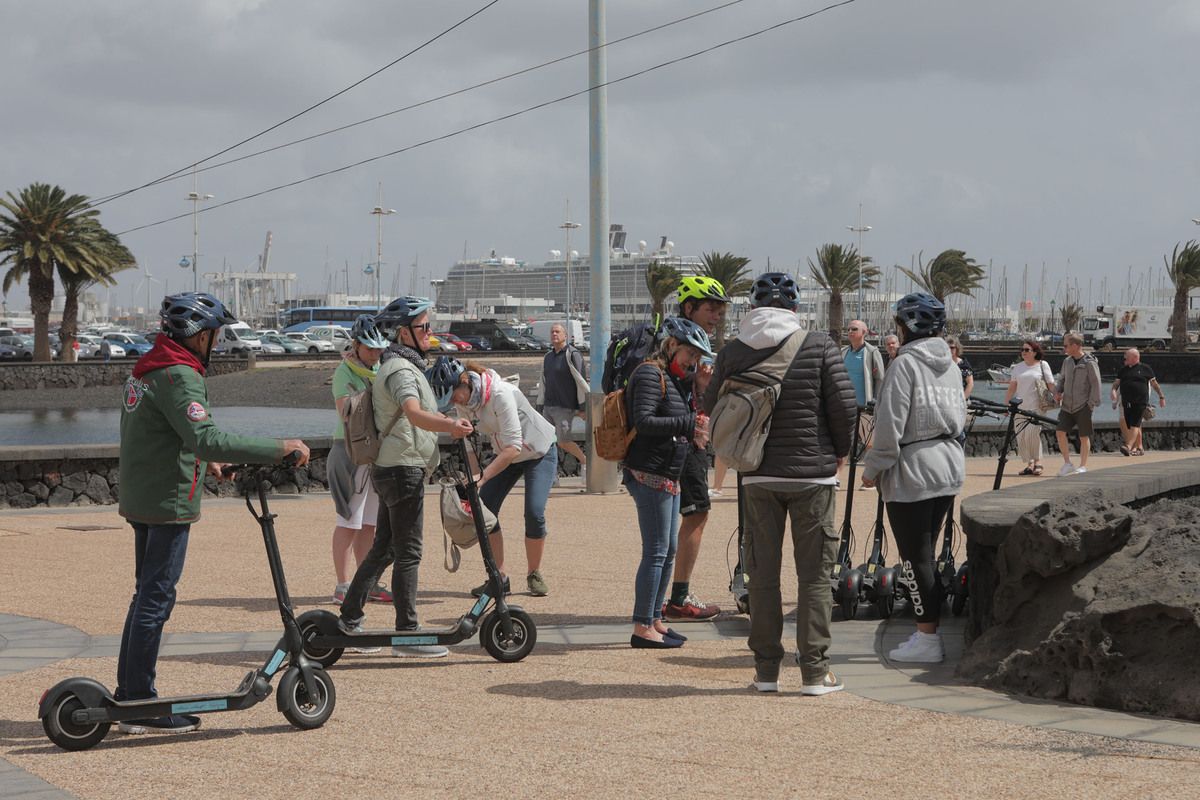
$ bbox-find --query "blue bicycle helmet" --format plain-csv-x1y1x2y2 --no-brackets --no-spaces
350,314,389,349
374,296,432,335
426,356,466,411
750,272,801,310
894,292,947,336
159,292,236,339
660,316,714,358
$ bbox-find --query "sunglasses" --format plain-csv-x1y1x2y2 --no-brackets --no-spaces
410,322,432,332
1021,347,1033,352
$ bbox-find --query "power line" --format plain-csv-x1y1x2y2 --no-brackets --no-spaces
116,0,858,237
95,0,753,199
92,0,503,208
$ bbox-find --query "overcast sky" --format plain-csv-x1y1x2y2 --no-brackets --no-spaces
2,0,1198,315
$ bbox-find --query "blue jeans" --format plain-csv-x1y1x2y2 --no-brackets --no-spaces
116,523,191,701
479,448,558,540
626,476,681,626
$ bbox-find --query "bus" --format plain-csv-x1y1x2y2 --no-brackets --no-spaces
281,305,379,332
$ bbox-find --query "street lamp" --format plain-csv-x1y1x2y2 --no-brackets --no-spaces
846,203,871,320
560,217,581,325
370,185,396,312
187,169,214,292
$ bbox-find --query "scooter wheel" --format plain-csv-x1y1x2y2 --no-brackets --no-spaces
298,609,344,668
43,692,109,751
480,607,537,663
951,592,968,617
839,596,858,621
279,667,336,730
874,592,895,619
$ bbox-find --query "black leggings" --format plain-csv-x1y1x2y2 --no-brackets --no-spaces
885,496,954,624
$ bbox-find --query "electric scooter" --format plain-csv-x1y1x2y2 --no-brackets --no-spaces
831,406,868,621
728,473,750,615
854,490,899,618
39,454,336,751
296,437,537,666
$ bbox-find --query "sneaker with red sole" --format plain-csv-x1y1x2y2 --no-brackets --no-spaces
663,593,720,621
367,583,394,603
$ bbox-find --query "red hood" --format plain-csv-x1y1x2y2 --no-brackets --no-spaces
133,335,206,379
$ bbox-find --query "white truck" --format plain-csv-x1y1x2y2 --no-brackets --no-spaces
529,319,586,349
1080,305,1172,351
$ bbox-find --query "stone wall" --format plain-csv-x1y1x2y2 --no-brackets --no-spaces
0,357,249,391
963,419,1194,458
0,443,332,509
0,435,585,509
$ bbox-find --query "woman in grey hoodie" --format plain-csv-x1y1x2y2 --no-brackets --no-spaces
861,293,966,664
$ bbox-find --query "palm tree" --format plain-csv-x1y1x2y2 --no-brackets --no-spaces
58,224,135,362
808,243,879,344
1058,299,1083,335
1165,240,1200,352
0,183,130,361
698,251,753,348
645,260,680,320
898,249,985,304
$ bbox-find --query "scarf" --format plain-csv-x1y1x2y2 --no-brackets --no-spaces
464,369,496,413
381,342,427,371
343,353,378,382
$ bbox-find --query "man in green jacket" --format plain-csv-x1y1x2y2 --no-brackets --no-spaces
116,292,309,735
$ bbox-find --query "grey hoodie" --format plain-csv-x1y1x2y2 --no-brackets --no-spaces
861,336,966,503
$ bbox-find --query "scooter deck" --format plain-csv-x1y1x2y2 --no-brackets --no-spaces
81,670,267,722
309,613,483,649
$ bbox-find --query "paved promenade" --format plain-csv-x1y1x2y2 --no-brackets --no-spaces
1,454,1197,798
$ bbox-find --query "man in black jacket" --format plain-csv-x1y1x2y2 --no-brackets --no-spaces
703,273,856,695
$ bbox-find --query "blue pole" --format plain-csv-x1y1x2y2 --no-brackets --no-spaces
587,0,614,492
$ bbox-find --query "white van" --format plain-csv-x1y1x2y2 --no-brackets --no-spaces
529,319,585,349
219,322,262,353
306,325,354,352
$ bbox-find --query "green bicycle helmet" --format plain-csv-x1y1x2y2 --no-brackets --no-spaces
677,276,730,306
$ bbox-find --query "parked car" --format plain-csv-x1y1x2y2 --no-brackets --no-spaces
521,335,551,351
457,335,493,351
103,332,154,356
260,340,286,354
448,320,531,351
0,334,59,360
217,322,263,353
75,334,104,359
435,332,473,351
285,331,336,353
261,333,309,354
306,325,354,353
0,343,18,361
427,334,458,352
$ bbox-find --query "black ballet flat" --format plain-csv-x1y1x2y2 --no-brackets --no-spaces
664,628,688,642
630,634,683,649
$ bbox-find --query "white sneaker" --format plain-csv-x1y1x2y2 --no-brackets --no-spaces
1057,462,1076,477
392,644,449,658
799,671,845,696
887,631,945,663
750,678,778,693
1074,466,1087,474
709,488,723,497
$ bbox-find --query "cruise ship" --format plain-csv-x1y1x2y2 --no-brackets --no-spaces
437,225,704,326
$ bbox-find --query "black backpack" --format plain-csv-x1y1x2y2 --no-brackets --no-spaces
601,317,662,394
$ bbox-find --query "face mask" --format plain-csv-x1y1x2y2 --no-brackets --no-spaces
669,356,696,379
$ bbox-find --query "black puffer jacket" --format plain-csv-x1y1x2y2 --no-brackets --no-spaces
623,361,695,479
703,316,855,480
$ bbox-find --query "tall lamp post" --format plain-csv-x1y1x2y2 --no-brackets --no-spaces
370,185,396,311
846,202,871,320
560,216,581,326
187,169,214,292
